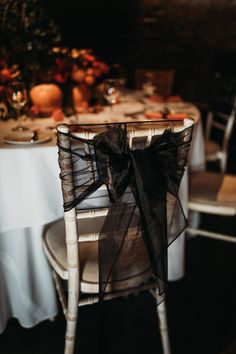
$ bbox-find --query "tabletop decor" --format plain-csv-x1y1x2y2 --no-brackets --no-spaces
50,47,109,113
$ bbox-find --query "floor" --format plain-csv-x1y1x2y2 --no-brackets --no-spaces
1,222,236,354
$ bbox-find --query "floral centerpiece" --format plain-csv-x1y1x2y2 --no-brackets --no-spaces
0,59,21,119
50,47,109,113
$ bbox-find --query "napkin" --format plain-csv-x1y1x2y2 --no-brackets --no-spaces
144,112,187,120
144,112,163,119
148,95,183,103
166,112,187,120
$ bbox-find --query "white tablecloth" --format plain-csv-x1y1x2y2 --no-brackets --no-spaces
0,97,205,333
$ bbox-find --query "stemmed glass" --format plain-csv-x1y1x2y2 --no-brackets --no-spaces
103,79,120,118
8,81,28,131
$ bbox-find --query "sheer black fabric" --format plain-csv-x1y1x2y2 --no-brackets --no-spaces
57,121,194,300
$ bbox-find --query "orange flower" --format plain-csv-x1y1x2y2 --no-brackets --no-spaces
86,68,94,75
52,107,64,121
70,48,80,59
0,68,12,82
84,75,95,85
71,66,86,82
83,53,95,62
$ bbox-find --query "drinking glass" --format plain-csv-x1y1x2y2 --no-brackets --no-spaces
103,79,120,117
8,81,28,131
109,64,127,96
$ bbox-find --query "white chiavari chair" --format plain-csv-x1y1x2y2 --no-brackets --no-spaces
43,118,194,354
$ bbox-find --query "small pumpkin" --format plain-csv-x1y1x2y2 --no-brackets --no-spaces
30,84,63,114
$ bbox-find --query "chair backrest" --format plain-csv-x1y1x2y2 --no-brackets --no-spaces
56,119,194,297
210,72,236,114
57,118,194,224
206,96,236,152
135,69,175,96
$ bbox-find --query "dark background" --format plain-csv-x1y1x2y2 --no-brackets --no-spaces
44,0,236,103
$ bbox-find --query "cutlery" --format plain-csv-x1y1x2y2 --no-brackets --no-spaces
31,130,39,142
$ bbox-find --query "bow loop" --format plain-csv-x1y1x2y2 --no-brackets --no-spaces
94,125,180,203
94,124,131,202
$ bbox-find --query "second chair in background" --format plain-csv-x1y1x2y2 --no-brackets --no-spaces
187,171,236,243
205,73,236,172
204,97,236,172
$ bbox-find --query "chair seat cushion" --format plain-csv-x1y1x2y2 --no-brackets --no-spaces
43,216,152,293
217,175,236,202
189,172,236,207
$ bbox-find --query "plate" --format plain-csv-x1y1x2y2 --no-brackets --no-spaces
4,131,52,145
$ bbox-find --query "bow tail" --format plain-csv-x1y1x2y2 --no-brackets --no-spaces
130,151,169,295
168,188,188,245
98,201,136,301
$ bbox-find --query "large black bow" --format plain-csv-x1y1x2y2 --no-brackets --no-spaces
93,124,193,298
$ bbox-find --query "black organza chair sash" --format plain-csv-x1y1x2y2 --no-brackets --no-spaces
57,122,194,300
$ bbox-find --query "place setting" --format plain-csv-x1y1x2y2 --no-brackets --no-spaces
3,129,52,145
121,83,198,123
2,82,53,145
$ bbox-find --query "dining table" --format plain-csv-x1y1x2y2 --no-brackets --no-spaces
0,91,205,334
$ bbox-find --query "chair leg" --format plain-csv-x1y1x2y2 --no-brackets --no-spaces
52,271,67,317
156,299,171,354
220,154,227,173
65,317,77,354
64,269,79,354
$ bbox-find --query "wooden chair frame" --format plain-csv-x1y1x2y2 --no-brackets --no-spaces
43,119,194,354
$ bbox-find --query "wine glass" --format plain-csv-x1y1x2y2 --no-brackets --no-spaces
103,79,120,117
8,81,28,131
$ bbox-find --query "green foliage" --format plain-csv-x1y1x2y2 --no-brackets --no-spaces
0,0,62,85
